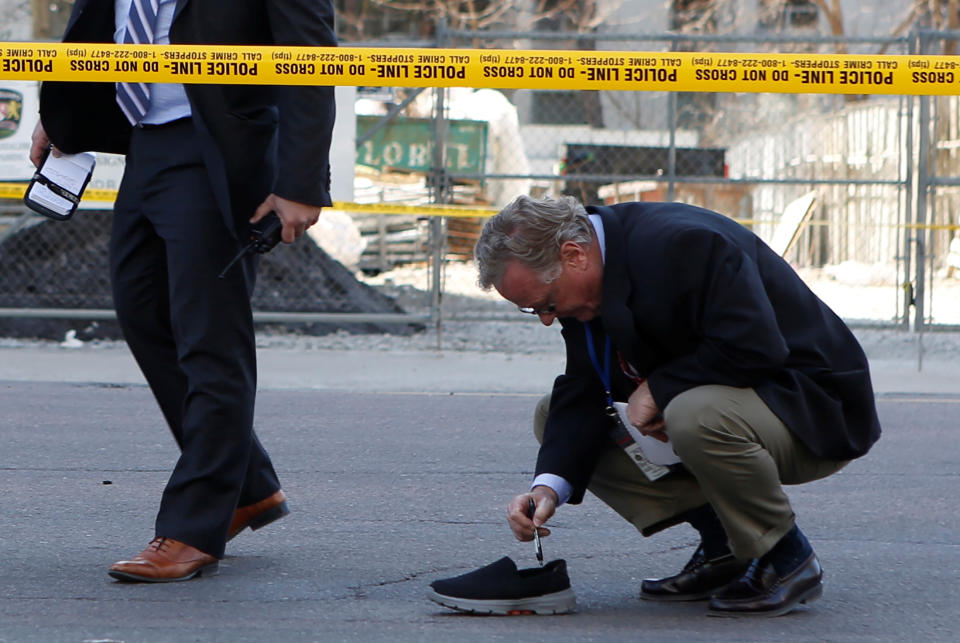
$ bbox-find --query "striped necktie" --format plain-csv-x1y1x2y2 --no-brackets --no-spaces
116,0,160,125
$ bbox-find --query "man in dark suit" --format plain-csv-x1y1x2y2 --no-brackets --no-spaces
29,0,336,582
474,195,881,617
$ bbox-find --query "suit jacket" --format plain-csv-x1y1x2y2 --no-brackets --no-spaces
39,0,337,236
537,202,882,503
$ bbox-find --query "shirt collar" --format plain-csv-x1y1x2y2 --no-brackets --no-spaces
588,213,606,264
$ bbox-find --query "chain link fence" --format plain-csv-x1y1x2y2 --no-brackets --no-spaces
3,25,960,338
436,25,924,329
0,206,422,340
916,30,960,332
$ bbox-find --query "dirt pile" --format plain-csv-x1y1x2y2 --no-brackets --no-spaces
0,213,420,340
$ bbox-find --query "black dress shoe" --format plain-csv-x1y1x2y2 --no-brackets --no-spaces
708,552,823,617
641,545,750,602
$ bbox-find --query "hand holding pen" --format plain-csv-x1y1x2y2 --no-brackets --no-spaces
508,488,557,564
527,497,544,566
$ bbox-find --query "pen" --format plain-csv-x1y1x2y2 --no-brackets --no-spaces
527,496,544,567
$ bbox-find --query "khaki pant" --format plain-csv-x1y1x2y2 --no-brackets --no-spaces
534,386,847,559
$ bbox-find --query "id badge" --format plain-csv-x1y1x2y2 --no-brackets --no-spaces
605,404,673,481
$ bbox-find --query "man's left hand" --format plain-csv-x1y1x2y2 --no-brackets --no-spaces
252,194,321,244
627,380,668,442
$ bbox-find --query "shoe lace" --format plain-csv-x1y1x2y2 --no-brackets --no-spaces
147,537,171,553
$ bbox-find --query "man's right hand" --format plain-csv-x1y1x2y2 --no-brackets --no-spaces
29,121,58,168
507,486,558,542
252,193,322,244
627,379,668,443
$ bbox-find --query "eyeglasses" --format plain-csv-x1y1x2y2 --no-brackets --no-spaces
518,303,557,316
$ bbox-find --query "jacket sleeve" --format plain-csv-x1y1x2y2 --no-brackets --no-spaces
266,0,337,207
534,320,613,504
645,228,790,412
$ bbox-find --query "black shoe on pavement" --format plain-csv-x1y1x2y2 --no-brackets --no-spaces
707,553,823,617
428,556,576,615
641,544,750,602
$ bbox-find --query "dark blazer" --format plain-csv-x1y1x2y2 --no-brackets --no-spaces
537,202,882,503
39,0,336,236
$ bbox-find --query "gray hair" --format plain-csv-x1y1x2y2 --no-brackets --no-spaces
474,194,593,290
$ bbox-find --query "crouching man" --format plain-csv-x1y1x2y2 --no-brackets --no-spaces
474,195,881,617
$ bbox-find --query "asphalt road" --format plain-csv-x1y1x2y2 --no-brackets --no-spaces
1,371,957,642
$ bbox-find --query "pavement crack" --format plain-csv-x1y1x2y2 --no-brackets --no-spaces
348,565,454,597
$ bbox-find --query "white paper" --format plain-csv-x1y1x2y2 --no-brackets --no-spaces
39,151,96,194
26,181,74,216
612,402,682,466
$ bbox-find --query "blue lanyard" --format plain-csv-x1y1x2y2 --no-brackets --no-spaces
584,322,615,407
583,322,677,481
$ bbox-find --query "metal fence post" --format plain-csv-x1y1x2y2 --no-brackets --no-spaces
667,35,678,202
430,18,450,347
899,36,915,332
914,32,931,364
667,92,678,203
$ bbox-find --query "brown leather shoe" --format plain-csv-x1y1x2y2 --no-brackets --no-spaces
227,489,290,541
108,537,219,583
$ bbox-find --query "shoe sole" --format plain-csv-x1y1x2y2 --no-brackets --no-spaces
640,590,712,602
706,581,823,618
108,561,220,583
227,501,290,542
427,588,576,615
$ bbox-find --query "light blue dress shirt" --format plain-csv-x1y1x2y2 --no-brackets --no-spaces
114,0,192,124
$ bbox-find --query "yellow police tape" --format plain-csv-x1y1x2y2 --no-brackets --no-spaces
5,181,960,230
0,181,496,218
2,42,960,95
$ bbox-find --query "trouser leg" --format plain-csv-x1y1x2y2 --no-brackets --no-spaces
664,385,847,560
110,121,280,558
533,394,707,536
237,434,283,507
